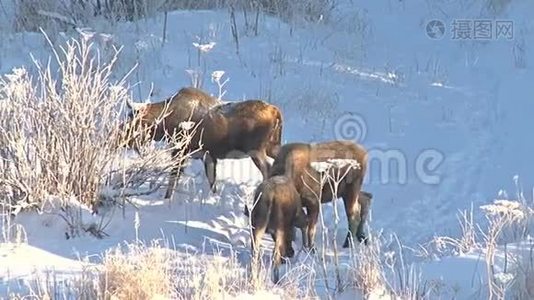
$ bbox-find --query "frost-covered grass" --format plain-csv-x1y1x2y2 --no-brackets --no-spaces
0,35,198,243
5,197,534,299
1,240,309,299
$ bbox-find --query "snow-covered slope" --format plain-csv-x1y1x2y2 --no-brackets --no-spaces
0,0,533,298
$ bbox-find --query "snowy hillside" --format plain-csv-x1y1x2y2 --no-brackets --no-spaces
1,0,533,298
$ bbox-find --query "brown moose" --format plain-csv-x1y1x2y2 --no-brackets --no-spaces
245,175,307,283
122,86,220,149
244,175,373,282
269,140,370,250
122,87,283,198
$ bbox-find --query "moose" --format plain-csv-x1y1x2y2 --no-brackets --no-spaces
121,87,283,198
269,140,370,250
245,175,308,283
122,86,220,149
244,176,372,282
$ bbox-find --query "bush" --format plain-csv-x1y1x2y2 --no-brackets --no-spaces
0,34,129,213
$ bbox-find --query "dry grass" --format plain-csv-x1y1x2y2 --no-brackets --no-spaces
349,232,387,298
101,241,178,299
479,199,533,299
415,196,534,300
104,242,312,299
10,197,534,300
4,239,315,299
510,239,534,299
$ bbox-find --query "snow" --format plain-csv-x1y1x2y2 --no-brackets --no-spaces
1,0,534,298
310,159,361,173
179,121,195,130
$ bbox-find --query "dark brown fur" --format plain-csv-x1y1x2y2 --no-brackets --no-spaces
121,86,220,148
121,87,283,198
166,99,282,197
269,140,370,249
247,175,307,283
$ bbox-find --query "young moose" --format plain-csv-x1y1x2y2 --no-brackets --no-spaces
245,175,373,282
246,175,307,283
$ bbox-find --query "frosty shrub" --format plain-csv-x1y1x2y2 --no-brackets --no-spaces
11,0,167,32
12,0,68,32
0,33,199,238
163,0,338,23
0,34,130,213
479,199,533,299
0,35,128,211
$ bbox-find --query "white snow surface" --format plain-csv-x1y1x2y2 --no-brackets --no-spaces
1,0,534,298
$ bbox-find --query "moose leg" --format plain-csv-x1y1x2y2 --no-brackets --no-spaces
300,226,309,252
249,149,269,180
272,229,287,284
164,149,186,199
356,193,372,245
252,225,266,262
251,220,267,281
203,153,217,193
342,188,362,248
304,199,320,252
291,207,308,254
283,227,296,258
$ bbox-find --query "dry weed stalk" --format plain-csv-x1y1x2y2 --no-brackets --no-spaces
349,231,387,298
301,166,331,298
300,159,361,297
479,200,531,300
424,204,481,258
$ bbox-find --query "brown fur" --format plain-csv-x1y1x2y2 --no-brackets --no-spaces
164,99,283,197
269,140,370,249
121,87,283,198
247,175,307,283
121,86,220,147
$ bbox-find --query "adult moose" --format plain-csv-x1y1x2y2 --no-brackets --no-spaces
269,140,370,250
164,99,282,197
122,87,283,198
122,86,220,150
